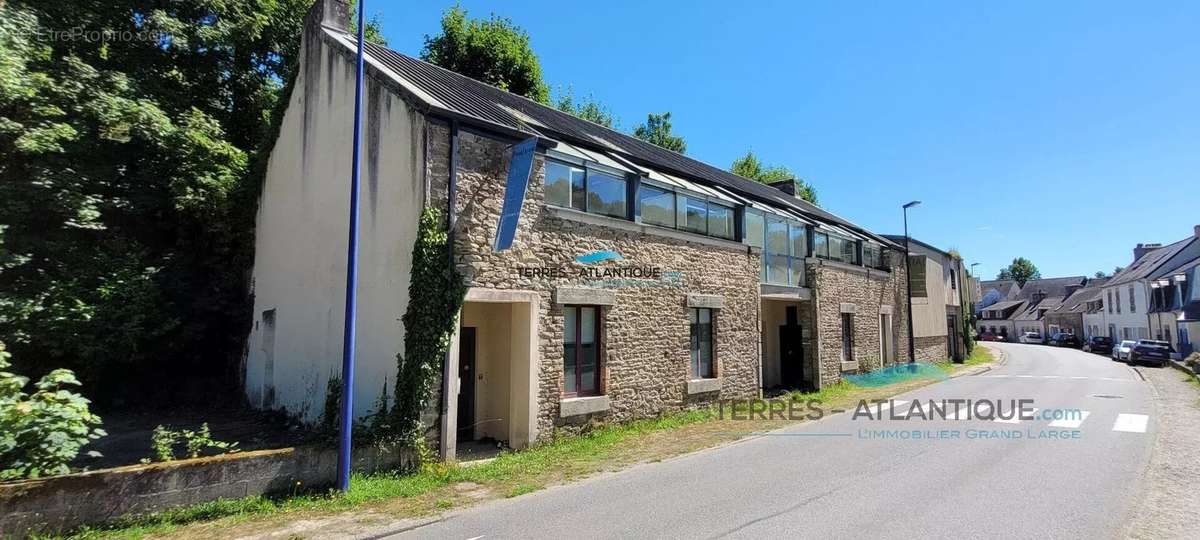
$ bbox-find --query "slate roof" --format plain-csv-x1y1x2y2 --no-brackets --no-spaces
979,280,1020,301
1012,276,1087,300
1108,237,1199,287
980,299,1024,316
1013,296,1064,321
1053,279,1107,314
1149,254,1200,282
322,29,902,249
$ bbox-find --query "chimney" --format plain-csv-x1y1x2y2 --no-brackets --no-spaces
1133,243,1163,262
768,179,798,197
1194,224,1200,238
1031,289,1046,304
305,0,350,32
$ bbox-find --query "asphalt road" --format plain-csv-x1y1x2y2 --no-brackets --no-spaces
391,343,1156,539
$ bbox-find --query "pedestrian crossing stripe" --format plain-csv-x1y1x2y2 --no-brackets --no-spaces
1112,413,1149,433
994,408,1037,424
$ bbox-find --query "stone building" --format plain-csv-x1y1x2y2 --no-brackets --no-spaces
243,0,913,459
1045,278,1107,338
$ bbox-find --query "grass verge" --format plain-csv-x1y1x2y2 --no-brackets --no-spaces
934,345,994,374
53,353,994,540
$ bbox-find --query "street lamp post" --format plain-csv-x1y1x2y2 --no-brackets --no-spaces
336,0,368,494
902,201,921,364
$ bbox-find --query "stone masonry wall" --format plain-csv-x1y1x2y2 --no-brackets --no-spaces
426,123,761,439
913,336,947,363
809,259,910,388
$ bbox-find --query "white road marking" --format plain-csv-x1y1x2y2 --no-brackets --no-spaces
1048,411,1090,429
977,375,1136,382
995,408,1037,424
1112,414,1149,433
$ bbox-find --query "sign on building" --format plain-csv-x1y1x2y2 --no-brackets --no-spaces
494,137,538,251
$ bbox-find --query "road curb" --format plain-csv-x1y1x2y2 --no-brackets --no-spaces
1167,358,1198,381
948,363,992,379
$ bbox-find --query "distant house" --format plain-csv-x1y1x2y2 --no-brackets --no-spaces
974,277,1087,340
1045,278,1107,338
976,279,1019,314
977,299,1023,340
1096,227,1200,344
1081,285,1109,340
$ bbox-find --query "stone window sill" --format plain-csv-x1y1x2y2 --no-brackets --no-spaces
560,395,610,418
840,361,860,372
686,378,722,395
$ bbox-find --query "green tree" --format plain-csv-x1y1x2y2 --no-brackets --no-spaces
348,0,388,46
1095,270,1107,279
554,87,615,128
633,112,687,153
0,1,357,404
729,150,817,204
421,5,549,103
996,257,1041,286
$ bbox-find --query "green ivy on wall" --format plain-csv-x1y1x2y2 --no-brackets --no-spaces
391,208,467,440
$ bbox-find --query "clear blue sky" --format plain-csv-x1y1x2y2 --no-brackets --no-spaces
369,0,1199,280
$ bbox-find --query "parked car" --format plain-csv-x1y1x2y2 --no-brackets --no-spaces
1112,340,1136,362
978,332,1005,342
1048,333,1082,348
1082,336,1114,355
1129,339,1174,367
1018,332,1044,344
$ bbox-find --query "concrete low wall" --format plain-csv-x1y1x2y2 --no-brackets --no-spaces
0,444,416,537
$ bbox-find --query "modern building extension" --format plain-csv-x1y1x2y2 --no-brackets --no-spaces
882,235,975,361
243,0,919,459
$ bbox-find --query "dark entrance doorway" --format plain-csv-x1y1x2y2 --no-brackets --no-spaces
779,306,807,390
456,326,477,442
946,314,960,362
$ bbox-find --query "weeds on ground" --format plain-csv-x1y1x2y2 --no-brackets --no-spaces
54,410,715,539
49,356,995,539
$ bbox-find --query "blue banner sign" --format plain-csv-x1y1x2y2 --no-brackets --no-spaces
494,137,538,251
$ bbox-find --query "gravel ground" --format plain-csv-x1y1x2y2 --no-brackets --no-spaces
1126,363,1200,539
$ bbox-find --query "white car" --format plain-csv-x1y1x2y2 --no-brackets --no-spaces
1018,332,1044,344
1112,340,1136,362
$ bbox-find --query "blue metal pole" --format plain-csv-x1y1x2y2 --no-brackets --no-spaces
337,0,366,494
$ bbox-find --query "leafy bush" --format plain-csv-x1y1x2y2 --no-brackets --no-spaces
146,423,238,462
1185,352,1200,368
0,342,106,480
